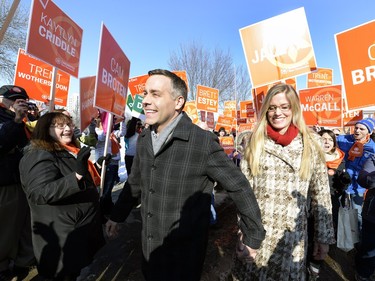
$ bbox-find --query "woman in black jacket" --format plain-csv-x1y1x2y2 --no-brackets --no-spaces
356,156,375,280
19,112,104,280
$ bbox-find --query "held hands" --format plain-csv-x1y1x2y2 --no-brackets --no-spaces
76,146,91,177
105,219,120,239
236,232,257,264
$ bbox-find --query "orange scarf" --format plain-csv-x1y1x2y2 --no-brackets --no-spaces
62,144,101,186
110,132,121,155
347,135,370,161
326,148,345,169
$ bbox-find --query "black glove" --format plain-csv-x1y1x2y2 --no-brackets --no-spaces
339,171,351,185
76,146,91,176
332,170,351,194
97,153,112,166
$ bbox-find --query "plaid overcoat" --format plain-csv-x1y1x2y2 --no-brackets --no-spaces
111,113,265,280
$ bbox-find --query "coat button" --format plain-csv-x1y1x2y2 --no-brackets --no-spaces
147,234,153,240
149,189,155,194
147,212,153,218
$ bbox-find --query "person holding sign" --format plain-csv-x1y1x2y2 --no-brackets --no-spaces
233,83,335,280
105,69,265,281
336,118,375,231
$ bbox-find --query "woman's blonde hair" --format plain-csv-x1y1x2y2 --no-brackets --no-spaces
244,83,324,180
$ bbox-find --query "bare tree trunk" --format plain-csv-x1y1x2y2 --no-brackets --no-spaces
0,0,21,44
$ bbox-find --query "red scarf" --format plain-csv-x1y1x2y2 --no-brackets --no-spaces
267,124,299,146
62,144,101,186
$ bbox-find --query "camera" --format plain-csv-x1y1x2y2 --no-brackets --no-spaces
27,102,37,111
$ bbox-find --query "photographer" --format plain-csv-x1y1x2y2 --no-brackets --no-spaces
0,85,35,280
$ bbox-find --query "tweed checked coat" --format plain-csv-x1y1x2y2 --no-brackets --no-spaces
111,113,265,280
232,133,335,281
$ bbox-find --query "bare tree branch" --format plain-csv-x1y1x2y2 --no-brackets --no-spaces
0,0,29,83
168,41,251,111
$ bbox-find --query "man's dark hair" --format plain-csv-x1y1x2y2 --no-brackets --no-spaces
148,69,188,104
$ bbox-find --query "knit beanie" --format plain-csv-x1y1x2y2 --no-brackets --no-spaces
356,118,375,134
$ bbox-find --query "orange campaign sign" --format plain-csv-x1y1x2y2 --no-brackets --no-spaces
307,67,333,88
196,85,219,112
240,7,316,87
14,49,70,106
219,136,235,155
343,109,363,127
239,100,255,118
80,76,98,131
299,85,343,127
128,74,148,98
183,101,199,124
173,70,189,91
335,20,375,110
215,115,235,132
239,123,255,132
94,23,131,117
26,0,83,78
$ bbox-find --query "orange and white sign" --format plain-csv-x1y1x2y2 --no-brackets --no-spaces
128,74,148,98
343,109,363,126
94,23,131,117
219,136,235,155
239,100,255,118
307,68,333,88
79,76,98,131
196,85,219,112
14,49,70,106
240,7,316,87
215,115,235,132
239,123,255,132
335,20,375,110
173,70,189,91
299,85,342,127
183,101,199,124
26,0,82,77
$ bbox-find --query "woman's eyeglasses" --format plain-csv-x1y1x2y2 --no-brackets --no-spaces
267,104,291,113
51,123,74,129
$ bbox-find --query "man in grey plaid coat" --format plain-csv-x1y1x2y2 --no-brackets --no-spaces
106,69,265,281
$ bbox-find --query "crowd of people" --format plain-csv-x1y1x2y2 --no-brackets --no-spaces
0,71,375,280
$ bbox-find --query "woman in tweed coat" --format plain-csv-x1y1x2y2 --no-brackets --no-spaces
231,83,335,281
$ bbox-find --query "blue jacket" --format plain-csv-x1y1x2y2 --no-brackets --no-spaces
337,134,375,195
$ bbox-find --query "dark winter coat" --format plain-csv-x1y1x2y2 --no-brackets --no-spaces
19,148,104,279
111,113,265,281
0,106,29,186
357,155,375,223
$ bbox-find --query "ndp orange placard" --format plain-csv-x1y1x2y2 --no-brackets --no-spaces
299,85,342,127
128,74,148,98
26,0,82,77
335,20,375,110
239,100,255,118
196,85,219,112
14,49,70,106
240,7,316,87
183,101,199,124
343,109,363,126
94,23,131,117
80,76,98,131
307,68,333,88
